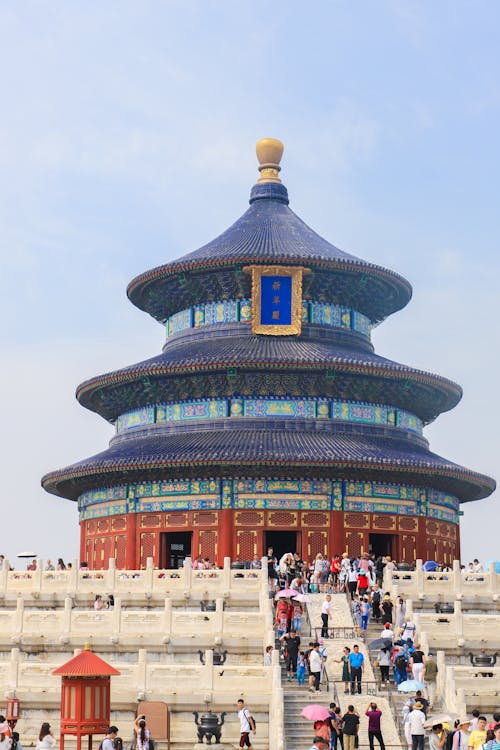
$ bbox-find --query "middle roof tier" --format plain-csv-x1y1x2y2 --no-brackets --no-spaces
76,330,462,424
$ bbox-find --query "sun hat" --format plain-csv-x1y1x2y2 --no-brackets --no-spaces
413,702,424,710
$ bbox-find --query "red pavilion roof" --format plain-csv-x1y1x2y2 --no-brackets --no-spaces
53,647,120,676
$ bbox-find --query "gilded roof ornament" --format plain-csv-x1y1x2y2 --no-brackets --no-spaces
256,137,284,183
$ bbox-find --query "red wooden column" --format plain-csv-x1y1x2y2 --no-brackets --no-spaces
329,511,344,554
217,509,234,564
126,513,138,569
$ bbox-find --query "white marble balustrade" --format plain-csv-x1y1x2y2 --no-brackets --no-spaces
383,560,500,600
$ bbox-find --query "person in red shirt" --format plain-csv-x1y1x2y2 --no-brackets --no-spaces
357,571,369,595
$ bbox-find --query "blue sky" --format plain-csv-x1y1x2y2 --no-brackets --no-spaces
0,1,498,566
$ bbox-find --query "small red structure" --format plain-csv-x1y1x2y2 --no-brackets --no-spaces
52,645,120,750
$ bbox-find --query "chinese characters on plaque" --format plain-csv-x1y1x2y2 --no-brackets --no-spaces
243,265,310,335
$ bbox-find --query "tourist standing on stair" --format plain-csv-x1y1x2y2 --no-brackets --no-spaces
321,594,332,638
236,699,256,749
408,701,426,750
341,706,360,750
280,629,300,680
377,647,391,685
348,644,364,694
423,652,438,708
309,642,323,692
365,703,385,750
334,646,351,693
410,643,425,683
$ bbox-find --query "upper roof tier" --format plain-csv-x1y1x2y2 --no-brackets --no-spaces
127,139,412,324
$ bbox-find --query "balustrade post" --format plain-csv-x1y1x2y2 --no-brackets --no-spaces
15,596,24,632
137,648,147,699
415,559,424,593
112,597,122,634
452,560,462,597
454,600,463,643
204,649,214,690
71,559,79,593
0,559,9,593
107,558,116,593
489,561,499,592
63,596,72,633
162,597,172,638
34,558,42,592
406,598,414,618
183,557,192,598
146,557,154,594
8,648,20,692
215,598,224,635
435,651,446,699
222,556,231,591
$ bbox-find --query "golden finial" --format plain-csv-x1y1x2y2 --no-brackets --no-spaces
256,138,284,183
83,641,90,650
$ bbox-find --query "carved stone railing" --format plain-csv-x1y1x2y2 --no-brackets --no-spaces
0,556,267,601
383,559,500,600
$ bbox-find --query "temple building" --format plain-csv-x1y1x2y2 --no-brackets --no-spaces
42,138,495,569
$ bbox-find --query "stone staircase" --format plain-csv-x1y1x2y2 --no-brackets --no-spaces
279,593,405,750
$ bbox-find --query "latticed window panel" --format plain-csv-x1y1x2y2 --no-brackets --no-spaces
301,512,329,527
235,510,263,526
267,511,297,527
199,530,217,560
344,513,369,529
307,530,328,559
140,532,156,567
236,530,257,560
345,531,363,557
115,535,127,568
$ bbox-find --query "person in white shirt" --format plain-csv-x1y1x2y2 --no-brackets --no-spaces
408,703,426,750
102,728,119,750
321,595,332,638
237,699,255,748
36,723,56,750
380,623,394,641
263,645,273,666
309,642,323,692
472,559,483,573
401,619,417,643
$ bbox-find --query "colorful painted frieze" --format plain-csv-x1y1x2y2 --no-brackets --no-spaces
156,399,227,423
244,398,316,418
116,406,155,433
165,299,373,338
167,308,192,337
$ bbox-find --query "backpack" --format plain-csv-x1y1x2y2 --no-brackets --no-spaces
244,708,256,730
372,591,381,604
395,653,408,669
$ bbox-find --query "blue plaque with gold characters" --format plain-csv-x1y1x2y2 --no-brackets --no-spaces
243,264,310,335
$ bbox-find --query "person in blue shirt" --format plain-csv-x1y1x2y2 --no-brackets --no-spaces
348,644,364,694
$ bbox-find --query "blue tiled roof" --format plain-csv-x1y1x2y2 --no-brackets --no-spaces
127,181,412,322
42,426,495,502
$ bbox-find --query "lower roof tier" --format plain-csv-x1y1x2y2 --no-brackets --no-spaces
76,334,462,424
42,425,495,503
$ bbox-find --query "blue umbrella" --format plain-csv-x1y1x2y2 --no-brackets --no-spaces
398,680,425,693
423,561,438,572
486,561,500,574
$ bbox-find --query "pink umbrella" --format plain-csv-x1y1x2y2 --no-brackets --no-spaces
293,593,311,603
301,704,331,721
275,588,297,598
